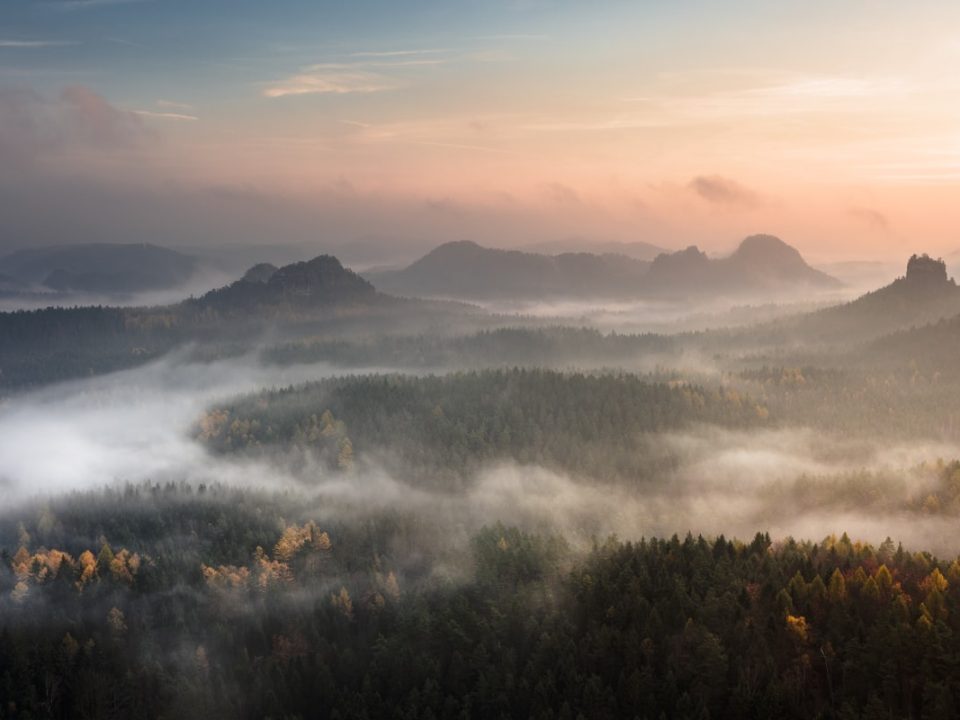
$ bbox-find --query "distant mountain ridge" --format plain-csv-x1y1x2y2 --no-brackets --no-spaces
193,255,378,313
519,238,668,261
0,243,197,295
776,253,960,344
368,235,840,301
643,234,840,297
368,240,650,299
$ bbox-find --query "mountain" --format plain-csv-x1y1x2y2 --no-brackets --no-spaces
371,235,838,302
368,240,650,299
192,255,379,313
643,235,841,298
240,263,279,283
0,253,493,391
520,238,668,261
778,254,960,344
0,243,197,294
725,234,838,287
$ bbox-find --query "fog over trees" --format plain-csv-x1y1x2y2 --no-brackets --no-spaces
3,241,960,718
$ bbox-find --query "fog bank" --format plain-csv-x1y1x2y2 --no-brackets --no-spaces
2,352,959,554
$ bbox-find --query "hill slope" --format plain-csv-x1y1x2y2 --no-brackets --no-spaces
816,254,959,334
0,243,197,294
644,235,840,298
191,255,379,313
368,241,650,299
761,254,960,346
371,235,839,301
520,238,668,261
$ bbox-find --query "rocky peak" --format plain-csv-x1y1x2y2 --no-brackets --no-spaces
241,263,278,284
905,254,950,285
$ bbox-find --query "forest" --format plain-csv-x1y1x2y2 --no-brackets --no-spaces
2,485,960,719
196,370,767,486
4,254,960,720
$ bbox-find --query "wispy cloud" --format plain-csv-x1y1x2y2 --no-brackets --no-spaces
475,34,547,41
407,139,513,155
133,109,198,121
263,52,450,99
0,40,77,48
360,59,447,68
265,65,398,98
0,85,148,166
523,116,665,132
348,49,451,58
849,206,889,230
752,77,902,100
689,175,760,208
618,73,906,124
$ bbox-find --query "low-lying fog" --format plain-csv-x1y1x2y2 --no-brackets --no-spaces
474,296,840,334
0,269,240,312
2,351,958,553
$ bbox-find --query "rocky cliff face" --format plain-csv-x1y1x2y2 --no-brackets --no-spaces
904,254,951,286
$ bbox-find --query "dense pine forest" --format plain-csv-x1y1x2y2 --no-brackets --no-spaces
197,370,768,485
2,486,960,719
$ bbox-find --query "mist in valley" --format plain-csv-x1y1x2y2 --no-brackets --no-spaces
5,0,960,712
3,344,958,554
5,245,960,719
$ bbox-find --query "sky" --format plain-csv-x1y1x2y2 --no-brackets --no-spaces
2,0,959,261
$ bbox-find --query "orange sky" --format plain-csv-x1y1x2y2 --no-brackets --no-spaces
3,0,960,260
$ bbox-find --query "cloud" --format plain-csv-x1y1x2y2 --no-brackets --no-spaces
5,353,960,556
264,66,398,98
60,85,147,146
0,40,77,48
849,206,889,231
542,182,582,205
0,84,148,166
753,77,902,100
408,139,511,155
264,52,449,99
688,175,759,208
348,49,450,58
133,109,199,121
475,34,547,41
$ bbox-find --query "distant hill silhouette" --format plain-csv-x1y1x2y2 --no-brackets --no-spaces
240,263,279,283
643,235,840,298
192,255,379,313
0,243,197,294
780,254,960,344
368,240,650,299
370,235,839,301
520,238,668,261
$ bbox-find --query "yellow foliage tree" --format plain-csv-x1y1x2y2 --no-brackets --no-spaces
332,586,354,620
785,614,809,643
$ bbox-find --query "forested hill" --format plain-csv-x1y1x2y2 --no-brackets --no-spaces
368,240,652,299
369,234,840,301
198,369,769,484
0,243,198,295
188,254,380,314
0,254,468,391
3,484,960,719
770,254,960,345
